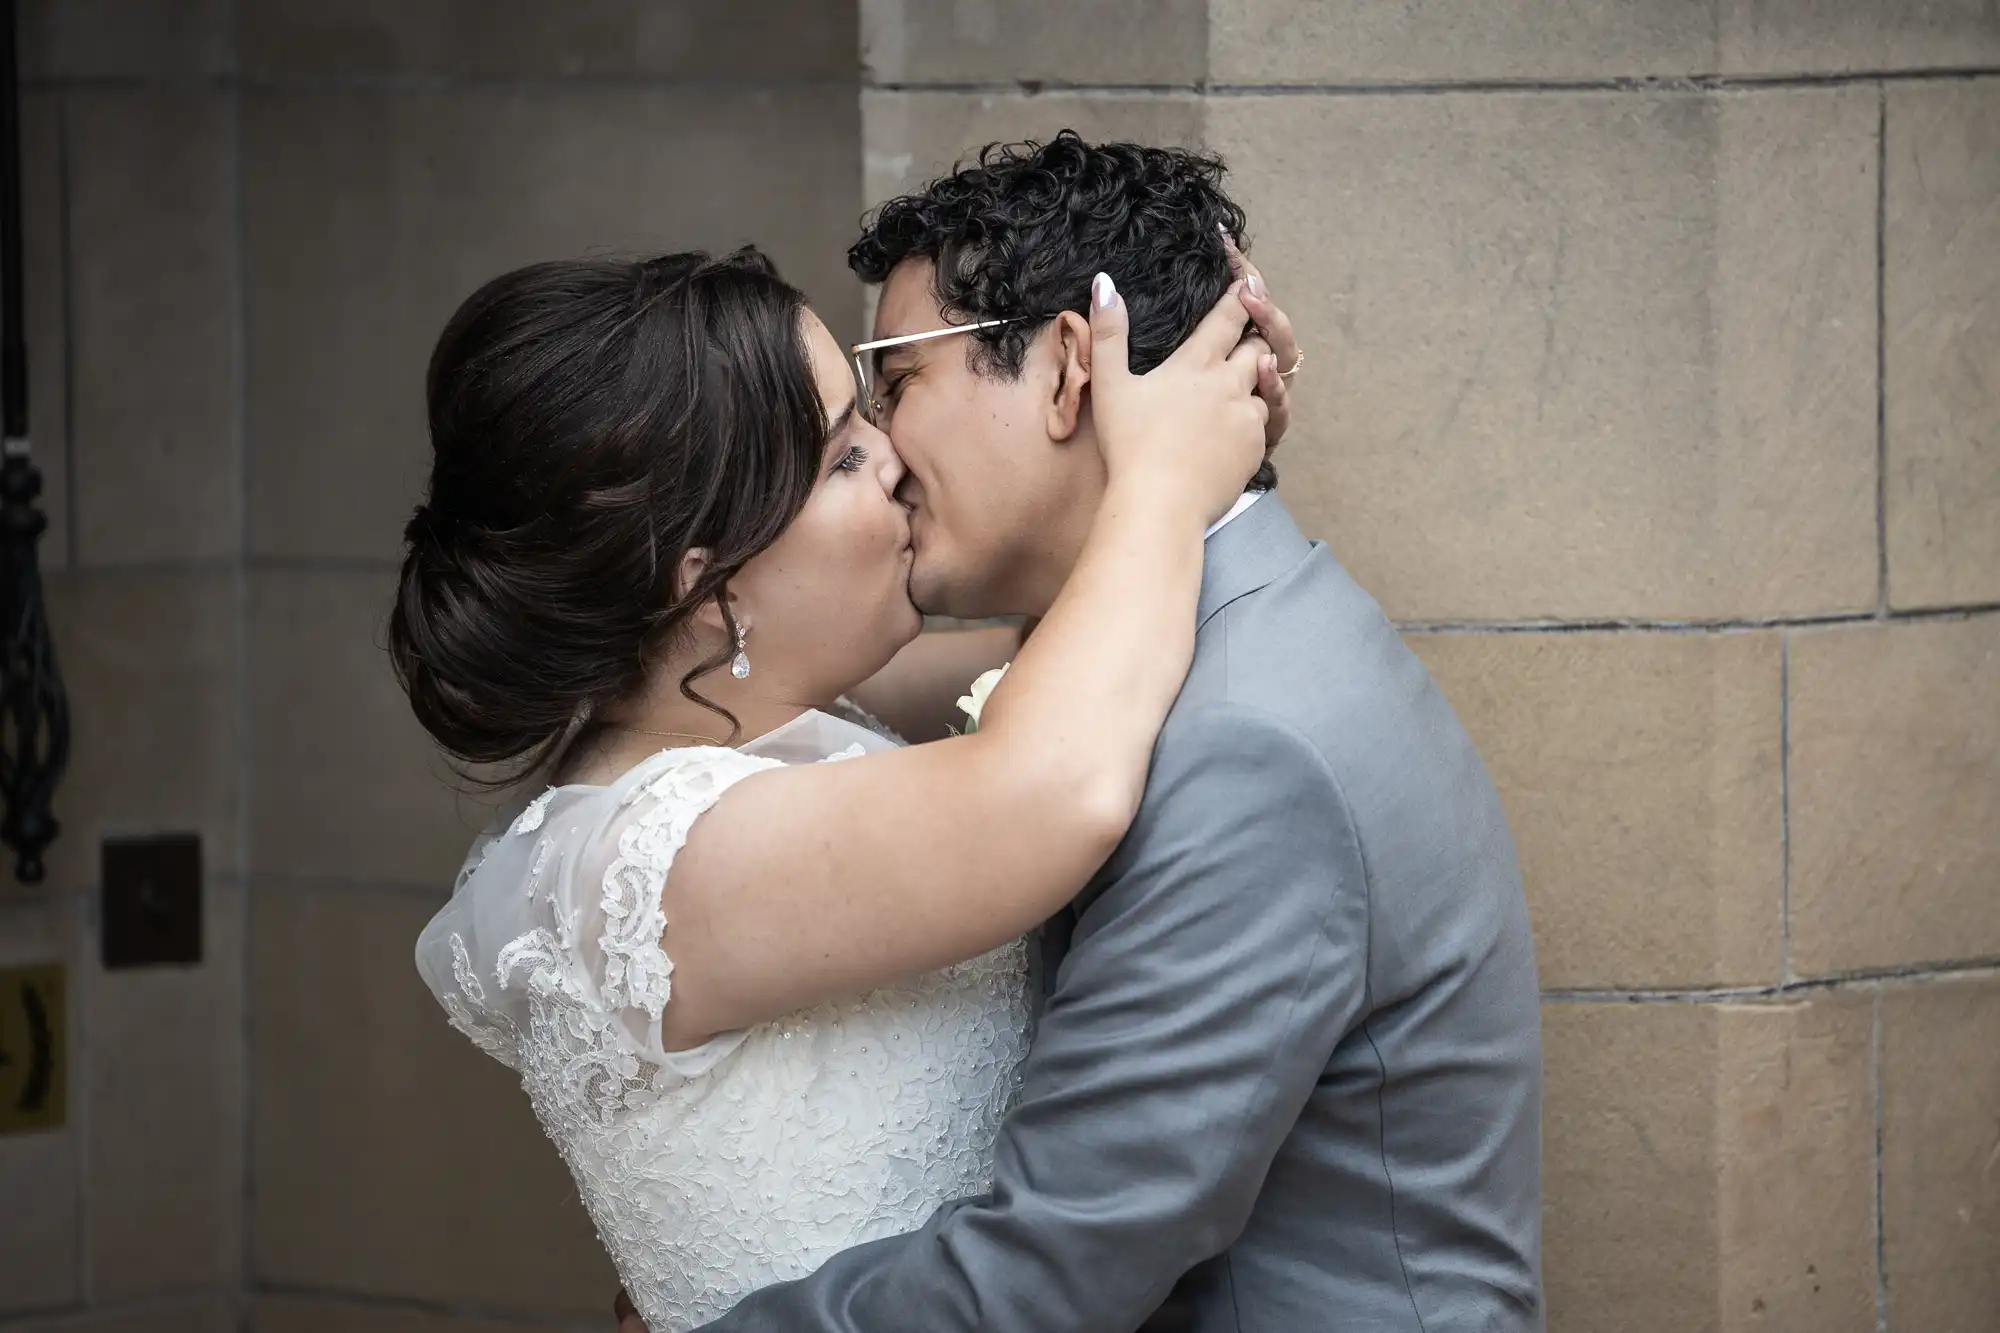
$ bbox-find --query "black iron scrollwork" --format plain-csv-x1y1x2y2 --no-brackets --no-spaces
0,0,69,884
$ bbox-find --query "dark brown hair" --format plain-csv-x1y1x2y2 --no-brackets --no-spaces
851,131,1273,490
388,248,826,781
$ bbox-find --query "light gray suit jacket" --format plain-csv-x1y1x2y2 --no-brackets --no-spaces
701,495,1544,1332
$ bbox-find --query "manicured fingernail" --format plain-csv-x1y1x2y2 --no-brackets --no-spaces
1093,272,1116,310
1263,354,1278,375
1246,273,1265,300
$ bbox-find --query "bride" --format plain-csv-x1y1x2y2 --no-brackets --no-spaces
400,247,1276,1331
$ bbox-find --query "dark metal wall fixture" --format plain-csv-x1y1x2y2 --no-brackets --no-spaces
0,0,69,885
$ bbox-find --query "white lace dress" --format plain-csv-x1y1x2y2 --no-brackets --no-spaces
414,706,1032,1331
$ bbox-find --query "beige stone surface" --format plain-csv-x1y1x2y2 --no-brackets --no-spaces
1720,0,2000,75
243,85,863,562
44,570,243,891
66,91,240,566
240,0,857,79
864,89,1207,205
18,0,232,77
0,1126,76,1312
1209,87,1878,623
254,1297,532,1333
1543,998,1875,1333
1885,79,2000,609
1881,974,2000,1332
1210,0,1714,84
1412,631,1782,989
249,570,495,888
864,0,1206,85
86,884,243,1299
1209,0,2000,82
1712,994,1878,1333
1789,616,2000,976
0,893,81,1313
252,885,615,1312
1543,1001,1706,1330
4,1300,238,1333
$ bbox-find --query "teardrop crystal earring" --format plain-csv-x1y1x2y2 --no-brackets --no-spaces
730,621,751,680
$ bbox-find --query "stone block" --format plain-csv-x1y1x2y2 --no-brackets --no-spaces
86,884,243,1299
19,0,231,77
1542,997,1876,1333
1884,79,2000,609
243,86,863,561
249,570,492,888
255,1297,528,1333
44,570,243,892
1789,616,2000,976
7,1303,237,1333
240,0,857,80
1412,631,1782,989
864,0,1206,86
864,89,1206,205
1880,974,2000,1332
67,91,239,566
1208,87,1878,622
251,885,615,1312
1720,0,2000,75
1210,0,1714,84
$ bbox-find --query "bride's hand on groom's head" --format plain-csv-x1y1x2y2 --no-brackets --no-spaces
1221,227,1302,455
1088,269,1270,526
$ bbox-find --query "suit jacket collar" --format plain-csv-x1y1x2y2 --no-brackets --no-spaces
1197,493,1312,628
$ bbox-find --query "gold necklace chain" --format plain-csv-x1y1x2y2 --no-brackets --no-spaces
604,724,730,747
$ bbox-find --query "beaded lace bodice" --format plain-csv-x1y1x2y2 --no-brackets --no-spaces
415,707,1031,1331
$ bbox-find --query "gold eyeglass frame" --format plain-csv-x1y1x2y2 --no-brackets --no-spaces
849,317,1027,424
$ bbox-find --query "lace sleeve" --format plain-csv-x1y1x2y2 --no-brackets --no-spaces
557,745,787,1077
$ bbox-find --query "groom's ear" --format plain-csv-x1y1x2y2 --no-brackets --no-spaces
1045,310,1094,443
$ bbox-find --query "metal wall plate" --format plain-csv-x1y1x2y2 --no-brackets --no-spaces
101,833,203,969
0,962,66,1134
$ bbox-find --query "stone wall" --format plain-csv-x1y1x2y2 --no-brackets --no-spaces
865,2,1998,1330
1,3,1994,1332
0,4,860,1331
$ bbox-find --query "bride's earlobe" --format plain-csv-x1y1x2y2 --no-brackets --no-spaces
678,552,743,651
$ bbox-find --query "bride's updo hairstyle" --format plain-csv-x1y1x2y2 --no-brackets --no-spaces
389,248,827,780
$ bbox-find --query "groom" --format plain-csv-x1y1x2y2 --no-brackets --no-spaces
635,134,1545,1332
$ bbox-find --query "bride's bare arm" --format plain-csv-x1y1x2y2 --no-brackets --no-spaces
658,279,1272,1048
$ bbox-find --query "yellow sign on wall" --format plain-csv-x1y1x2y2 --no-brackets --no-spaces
0,963,66,1134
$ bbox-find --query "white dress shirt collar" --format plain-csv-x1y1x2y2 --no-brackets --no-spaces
1204,490,1265,541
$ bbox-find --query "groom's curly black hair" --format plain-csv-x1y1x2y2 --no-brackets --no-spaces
849,130,1274,489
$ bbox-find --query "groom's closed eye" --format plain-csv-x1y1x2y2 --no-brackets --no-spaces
877,346,919,383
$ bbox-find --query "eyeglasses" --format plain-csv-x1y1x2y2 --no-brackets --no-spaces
850,317,1027,426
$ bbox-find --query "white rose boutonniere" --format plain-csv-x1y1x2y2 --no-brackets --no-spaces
956,663,1010,734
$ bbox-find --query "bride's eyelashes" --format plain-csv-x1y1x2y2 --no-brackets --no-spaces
834,444,869,474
